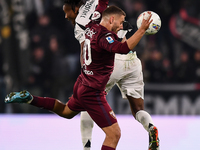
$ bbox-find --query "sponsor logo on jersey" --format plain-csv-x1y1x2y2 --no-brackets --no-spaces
83,69,94,75
109,110,116,119
106,36,114,43
91,11,101,20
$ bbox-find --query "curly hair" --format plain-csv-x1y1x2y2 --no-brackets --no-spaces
63,0,85,12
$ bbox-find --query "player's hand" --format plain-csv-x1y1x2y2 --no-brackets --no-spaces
140,11,153,31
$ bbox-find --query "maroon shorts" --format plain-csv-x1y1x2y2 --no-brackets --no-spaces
68,79,117,128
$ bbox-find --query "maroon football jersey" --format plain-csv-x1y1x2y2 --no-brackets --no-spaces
78,0,130,91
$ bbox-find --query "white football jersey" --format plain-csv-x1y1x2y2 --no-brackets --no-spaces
75,0,98,26
74,0,98,44
74,0,137,60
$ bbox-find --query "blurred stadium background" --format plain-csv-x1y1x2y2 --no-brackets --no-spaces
0,0,200,149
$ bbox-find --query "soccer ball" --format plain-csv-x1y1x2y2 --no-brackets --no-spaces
136,11,161,35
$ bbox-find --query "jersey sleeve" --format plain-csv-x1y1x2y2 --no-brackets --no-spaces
90,0,109,22
98,0,109,10
98,33,130,54
74,24,86,44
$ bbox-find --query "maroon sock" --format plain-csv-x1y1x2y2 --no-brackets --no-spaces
30,96,56,111
101,145,115,150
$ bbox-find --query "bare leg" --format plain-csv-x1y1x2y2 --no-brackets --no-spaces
101,123,121,149
53,100,79,119
126,95,153,131
126,95,159,149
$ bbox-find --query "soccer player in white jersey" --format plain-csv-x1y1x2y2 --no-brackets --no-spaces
64,0,160,150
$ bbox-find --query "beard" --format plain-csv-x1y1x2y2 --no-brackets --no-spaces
111,23,120,33
111,27,118,33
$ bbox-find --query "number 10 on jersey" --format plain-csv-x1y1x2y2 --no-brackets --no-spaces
83,39,92,66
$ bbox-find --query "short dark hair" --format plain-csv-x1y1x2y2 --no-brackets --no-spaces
102,5,126,18
63,0,84,12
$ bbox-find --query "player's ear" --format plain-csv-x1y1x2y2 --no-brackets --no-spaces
109,16,114,24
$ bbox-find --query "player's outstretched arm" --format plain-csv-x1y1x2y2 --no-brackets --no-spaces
126,12,152,50
99,0,109,7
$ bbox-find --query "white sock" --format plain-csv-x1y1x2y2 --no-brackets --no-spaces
80,111,94,150
136,110,154,132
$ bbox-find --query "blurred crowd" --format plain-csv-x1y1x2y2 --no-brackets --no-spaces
0,0,200,113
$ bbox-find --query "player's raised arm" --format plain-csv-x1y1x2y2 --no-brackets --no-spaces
126,11,152,50
90,0,109,22
98,0,109,9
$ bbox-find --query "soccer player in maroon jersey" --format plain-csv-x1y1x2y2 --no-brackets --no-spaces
62,1,159,150
5,2,153,150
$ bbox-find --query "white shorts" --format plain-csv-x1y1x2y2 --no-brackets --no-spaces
105,56,144,99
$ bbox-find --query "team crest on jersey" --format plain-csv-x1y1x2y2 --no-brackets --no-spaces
106,36,114,44
91,11,101,20
109,110,116,119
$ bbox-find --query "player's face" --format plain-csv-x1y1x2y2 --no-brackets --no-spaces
63,4,78,25
111,15,125,33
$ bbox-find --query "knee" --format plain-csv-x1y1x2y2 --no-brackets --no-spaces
109,126,121,142
113,129,121,144
64,115,74,119
115,129,121,141
103,123,121,147
60,111,76,119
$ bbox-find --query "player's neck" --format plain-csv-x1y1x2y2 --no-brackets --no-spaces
100,20,112,31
